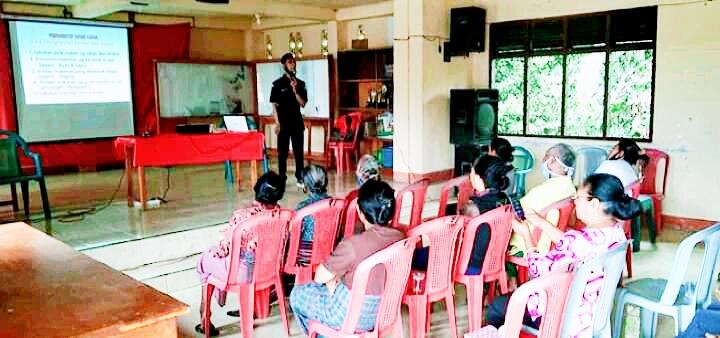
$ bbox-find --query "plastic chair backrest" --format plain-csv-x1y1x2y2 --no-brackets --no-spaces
340,189,359,238
640,148,669,195
511,146,535,197
532,198,576,244
437,175,473,217
574,146,609,186
226,209,294,289
454,205,514,278
392,178,430,231
340,237,416,336
0,136,21,179
561,241,629,337
407,216,465,295
503,271,575,338
285,198,346,269
342,197,361,239
658,223,720,309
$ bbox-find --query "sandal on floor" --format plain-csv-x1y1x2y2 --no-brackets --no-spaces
194,323,220,337
226,310,240,317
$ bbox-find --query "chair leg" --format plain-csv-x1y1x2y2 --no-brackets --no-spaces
39,178,51,220
639,307,658,338
275,278,291,336
625,246,633,278
407,295,428,338
20,181,29,218
465,281,485,333
611,291,627,338
10,183,19,212
239,284,255,338
653,197,663,233
254,288,270,319
445,293,459,338
487,281,497,305
202,283,215,338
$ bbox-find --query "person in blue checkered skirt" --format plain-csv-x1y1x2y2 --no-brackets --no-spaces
289,180,405,334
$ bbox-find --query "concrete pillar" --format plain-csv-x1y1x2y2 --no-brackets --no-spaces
392,0,474,182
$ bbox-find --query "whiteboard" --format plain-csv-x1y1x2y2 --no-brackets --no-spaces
157,62,253,117
256,58,329,118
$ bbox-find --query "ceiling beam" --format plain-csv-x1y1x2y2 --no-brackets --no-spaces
336,1,393,21
161,0,335,21
252,17,320,31
72,0,134,19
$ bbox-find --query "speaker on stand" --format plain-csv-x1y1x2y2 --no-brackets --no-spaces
450,89,499,176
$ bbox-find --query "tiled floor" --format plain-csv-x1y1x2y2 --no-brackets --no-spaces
1,164,716,337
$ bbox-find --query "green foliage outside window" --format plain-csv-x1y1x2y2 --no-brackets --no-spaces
491,49,653,140
527,55,563,136
607,50,654,139
491,58,524,135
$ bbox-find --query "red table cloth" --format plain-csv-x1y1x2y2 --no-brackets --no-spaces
115,132,264,167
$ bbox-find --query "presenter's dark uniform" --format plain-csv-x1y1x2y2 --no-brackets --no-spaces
270,75,307,183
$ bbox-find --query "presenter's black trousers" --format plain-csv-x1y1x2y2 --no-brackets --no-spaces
277,127,305,182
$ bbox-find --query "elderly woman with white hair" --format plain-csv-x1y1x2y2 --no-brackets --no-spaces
355,154,381,187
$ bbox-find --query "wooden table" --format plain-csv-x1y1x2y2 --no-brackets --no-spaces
115,132,265,209
0,222,189,337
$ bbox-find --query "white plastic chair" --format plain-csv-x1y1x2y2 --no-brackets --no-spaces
561,241,629,338
574,146,609,186
612,223,720,337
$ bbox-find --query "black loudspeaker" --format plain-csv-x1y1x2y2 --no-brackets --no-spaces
449,89,498,145
454,144,488,177
450,7,486,53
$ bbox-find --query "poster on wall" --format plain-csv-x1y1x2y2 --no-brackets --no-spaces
256,58,330,118
156,62,254,117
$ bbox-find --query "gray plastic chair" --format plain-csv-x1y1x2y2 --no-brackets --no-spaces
561,241,629,338
574,146,609,186
612,223,720,337
511,145,535,198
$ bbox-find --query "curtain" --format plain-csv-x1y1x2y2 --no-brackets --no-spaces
131,23,191,136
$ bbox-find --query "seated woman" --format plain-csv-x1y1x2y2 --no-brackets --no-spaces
487,173,641,337
356,154,382,187
289,180,405,334
487,137,516,195
195,171,285,336
461,156,516,275
508,143,577,256
595,138,649,193
295,165,331,266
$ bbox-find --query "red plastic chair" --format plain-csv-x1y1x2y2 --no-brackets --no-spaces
509,198,576,285
402,216,465,338
624,181,641,278
453,205,514,333
284,198,346,285
326,112,363,174
435,175,474,218
342,197,362,240
202,209,295,338
307,237,417,338
393,178,430,232
639,148,669,232
501,271,574,338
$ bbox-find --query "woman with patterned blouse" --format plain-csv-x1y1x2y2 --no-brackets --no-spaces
195,171,285,336
487,173,641,338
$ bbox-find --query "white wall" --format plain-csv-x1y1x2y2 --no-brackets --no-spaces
478,0,720,221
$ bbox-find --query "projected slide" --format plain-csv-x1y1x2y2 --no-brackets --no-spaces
16,21,131,105
9,20,134,143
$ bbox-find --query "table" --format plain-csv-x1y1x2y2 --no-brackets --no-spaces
0,222,188,337
115,132,264,209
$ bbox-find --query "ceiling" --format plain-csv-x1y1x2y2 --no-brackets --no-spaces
3,0,390,20
272,0,388,9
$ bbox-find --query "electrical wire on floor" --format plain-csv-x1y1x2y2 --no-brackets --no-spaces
24,170,126,224
54,170,127,223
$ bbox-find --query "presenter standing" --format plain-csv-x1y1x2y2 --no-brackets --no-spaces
270,53,308,188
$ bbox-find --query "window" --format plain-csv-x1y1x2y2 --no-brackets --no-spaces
490,7,657,141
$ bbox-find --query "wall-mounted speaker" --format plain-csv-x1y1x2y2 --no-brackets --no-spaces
450,7,486,53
